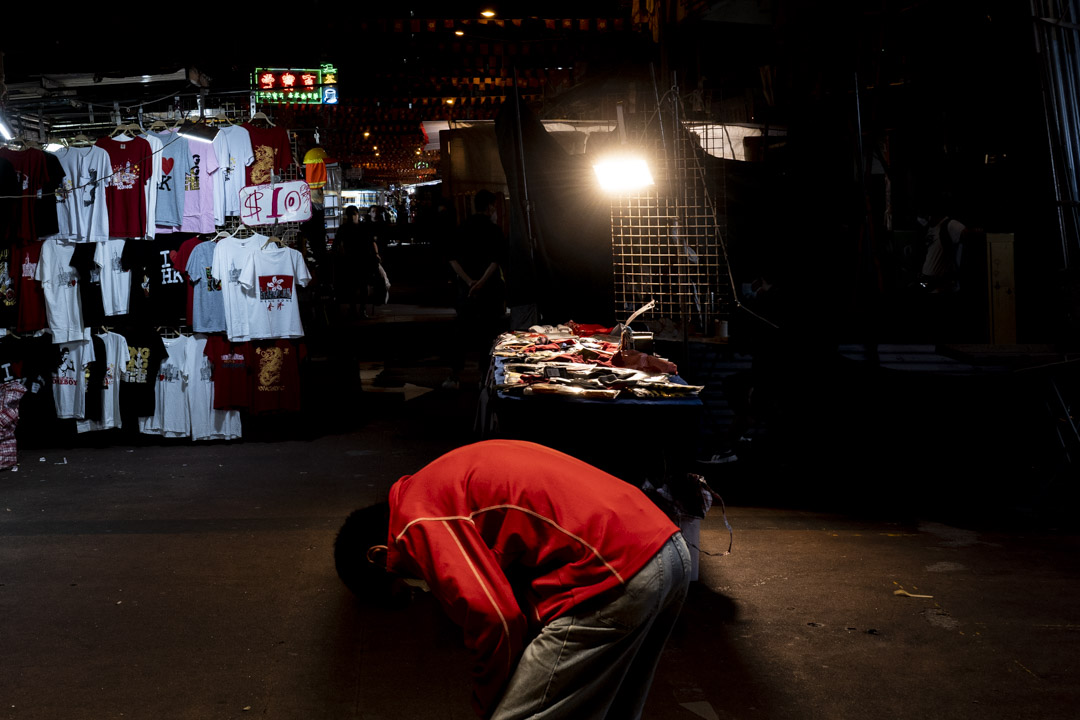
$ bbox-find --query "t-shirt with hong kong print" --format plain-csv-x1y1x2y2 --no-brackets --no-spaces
238,246,311,340
94,136,153,238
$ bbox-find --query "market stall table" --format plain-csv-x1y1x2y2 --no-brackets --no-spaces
478,326,705,486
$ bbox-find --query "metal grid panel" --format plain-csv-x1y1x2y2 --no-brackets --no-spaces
610,113,735,335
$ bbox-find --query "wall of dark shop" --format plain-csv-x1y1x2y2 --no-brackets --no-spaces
660,0,1071,345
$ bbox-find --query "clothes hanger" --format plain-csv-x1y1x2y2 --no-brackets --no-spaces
249,111,276,127
109,122,142,138
212,112,235,126
261,234,285,249
209,229,232,242
70,133,93,147
147,119,169,132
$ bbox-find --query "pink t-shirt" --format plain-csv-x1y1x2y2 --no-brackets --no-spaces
181,141,220,234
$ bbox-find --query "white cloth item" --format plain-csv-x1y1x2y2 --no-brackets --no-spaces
97,238,131,316
51,146,111,243
51,335,95,420
211,234,263,342
35,237,85,343
187,334,241,441
139,334,192,437
212,125,254,225
76,331,129,433
239,245,312,339
140,132,162,239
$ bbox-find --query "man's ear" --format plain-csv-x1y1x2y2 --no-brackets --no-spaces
366,544,388,568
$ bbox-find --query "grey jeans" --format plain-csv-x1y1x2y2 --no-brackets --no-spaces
490,532,692,720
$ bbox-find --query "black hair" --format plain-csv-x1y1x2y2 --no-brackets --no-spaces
344,205,360,219
473,189,496,214
334,502,402,606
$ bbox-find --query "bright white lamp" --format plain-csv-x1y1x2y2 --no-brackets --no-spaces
593,155,655,193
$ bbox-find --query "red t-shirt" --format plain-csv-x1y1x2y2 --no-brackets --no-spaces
203,335,253,410
14,243,47,333
95,136,154,238
0,147,52,243
241,124,293,186
250,339,305,414
172,235,204,326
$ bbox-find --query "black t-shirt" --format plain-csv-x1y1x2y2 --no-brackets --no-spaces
70,243,105,328
121,234,192,326
118,326,166,418
35,152,64,238
0,156,20,247
0,333,62,431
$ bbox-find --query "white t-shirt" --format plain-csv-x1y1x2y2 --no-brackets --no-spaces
76,331,130,433
35,237,85,343
139,334,191,437
52,335,95,419
239,245,312,339
98,238,131,316
51,146,111,243
140,132,163,239
212,125,254,226
187,334,242,441
211,234,263,342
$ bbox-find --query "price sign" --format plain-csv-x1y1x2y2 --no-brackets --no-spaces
240,181,312,226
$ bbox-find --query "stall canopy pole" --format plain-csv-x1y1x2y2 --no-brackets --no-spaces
512,66,536,267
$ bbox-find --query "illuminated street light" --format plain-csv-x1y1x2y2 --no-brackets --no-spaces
593,155,654,193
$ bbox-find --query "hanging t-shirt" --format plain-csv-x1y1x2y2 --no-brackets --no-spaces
250,339,304,415
70,242,105,328
35,238,85,343
212,125,254,225
76,331,129,433
140,132,162,239
51,146,111,243
242,123,292,186
187,334,241,441
119,326,166,419
0,155,20,246
172,235,203,327
239,245,311,339
14,243,47,333
121,233,190,325
0,333,61,433
98,238,130,317
52,335,95,420
185,239,226,333
180,141,220,234
0,246,17,329
211,234,262,342
0,147,52,243
148,130,191,230
82,334,107,423
95,135,154,238
203,335,253,409
139,333,191,437
36,152,64,239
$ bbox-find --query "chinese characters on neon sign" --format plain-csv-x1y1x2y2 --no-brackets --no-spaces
253,64,339,105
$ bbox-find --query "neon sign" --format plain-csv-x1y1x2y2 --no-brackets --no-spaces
252,64,339,105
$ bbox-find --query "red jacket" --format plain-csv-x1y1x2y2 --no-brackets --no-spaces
386,439,678,716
